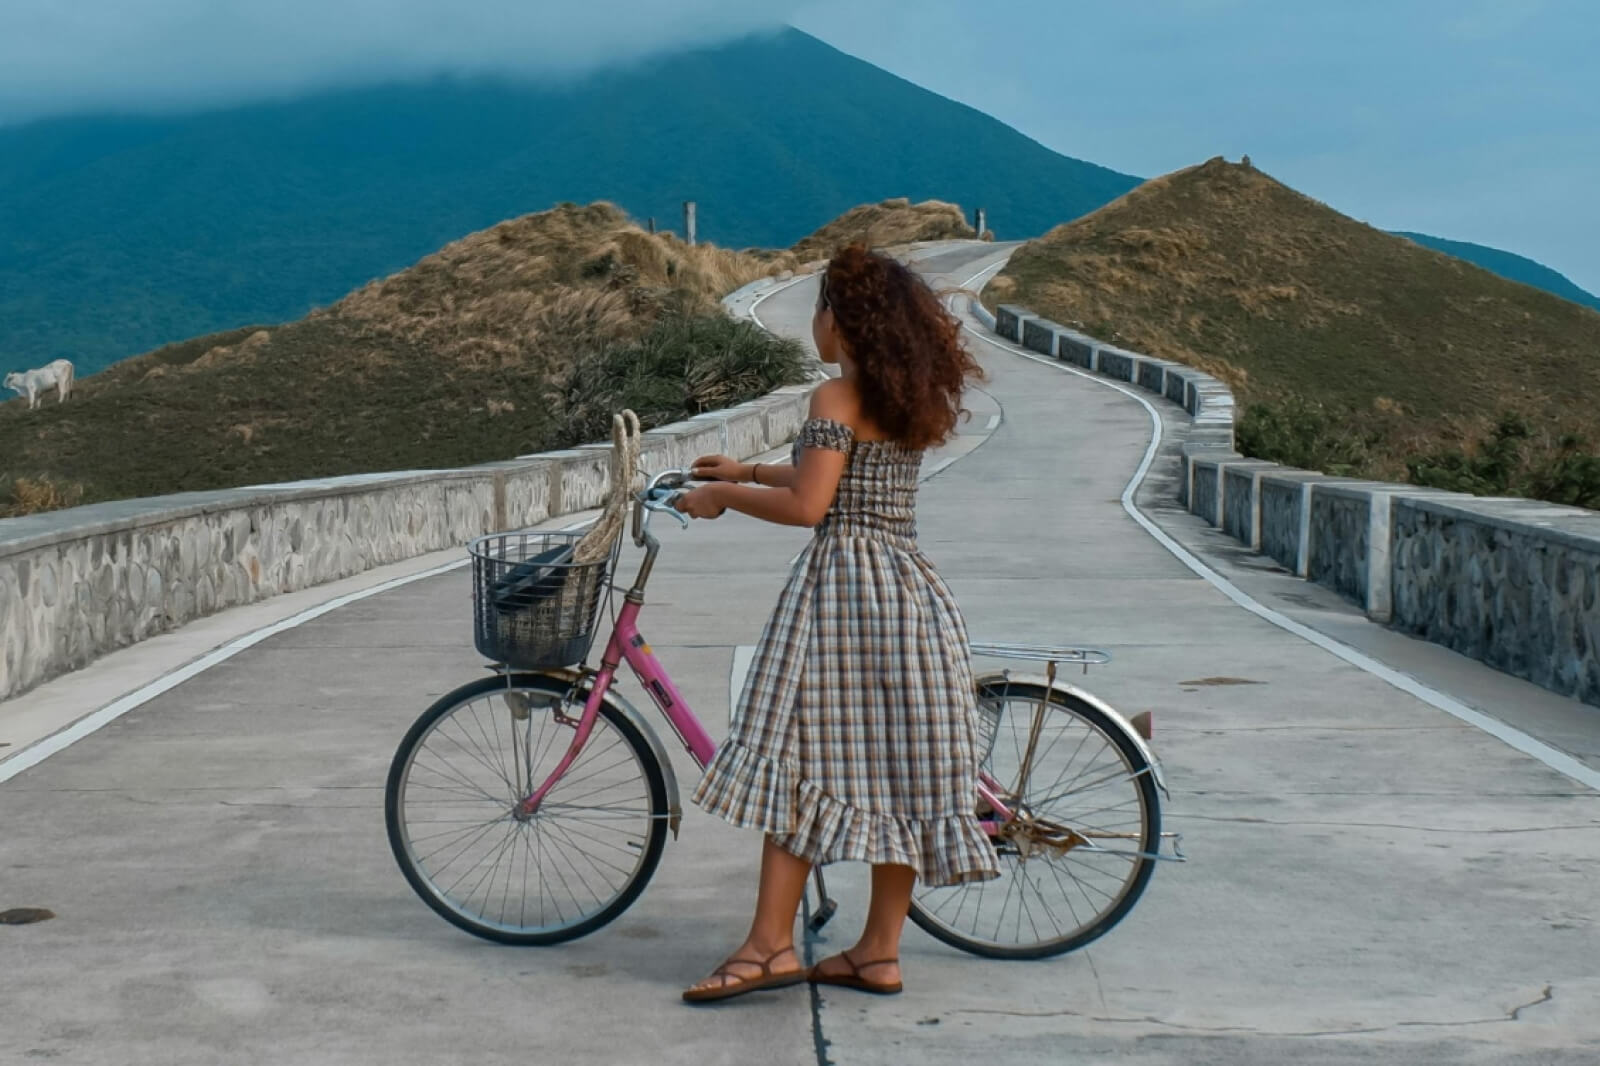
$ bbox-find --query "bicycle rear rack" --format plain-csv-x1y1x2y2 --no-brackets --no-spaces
970,640,1111,675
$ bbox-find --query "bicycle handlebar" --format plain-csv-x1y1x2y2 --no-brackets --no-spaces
633,469,692,543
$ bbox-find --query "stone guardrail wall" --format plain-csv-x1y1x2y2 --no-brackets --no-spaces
987,302,1600,708
0,276,813,704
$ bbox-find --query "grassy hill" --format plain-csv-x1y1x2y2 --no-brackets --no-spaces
1396,233,1600,313
0,28,1138,378
992,158,1600,507
0,203,806,515
791,198,977,261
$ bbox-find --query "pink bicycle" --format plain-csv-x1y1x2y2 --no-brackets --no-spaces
385,468,1182,959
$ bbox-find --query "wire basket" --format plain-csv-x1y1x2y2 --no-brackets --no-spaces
471,529,617,669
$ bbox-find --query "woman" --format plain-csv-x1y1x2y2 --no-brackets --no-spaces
675,245,997,1004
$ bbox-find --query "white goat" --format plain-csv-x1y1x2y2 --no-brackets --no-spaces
4,359,75,410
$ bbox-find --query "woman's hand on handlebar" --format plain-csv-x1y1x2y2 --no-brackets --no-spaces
674,483,727,520
690,454,747,483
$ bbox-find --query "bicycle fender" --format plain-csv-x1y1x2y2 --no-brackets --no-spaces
975,672,1169,798
539,668,684,838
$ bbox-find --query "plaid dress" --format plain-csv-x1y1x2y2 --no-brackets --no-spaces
692,417,998,886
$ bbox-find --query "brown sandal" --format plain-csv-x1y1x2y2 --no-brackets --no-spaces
681,948,807,1004
807,951,903,996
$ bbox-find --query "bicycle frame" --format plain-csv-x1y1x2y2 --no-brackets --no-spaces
512,472,1020,828
513,596,1019,823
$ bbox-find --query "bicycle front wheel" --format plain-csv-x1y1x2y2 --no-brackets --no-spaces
908,678,1160,959
385,673,669,945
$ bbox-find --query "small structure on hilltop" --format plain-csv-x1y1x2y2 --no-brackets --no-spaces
4,359,75,409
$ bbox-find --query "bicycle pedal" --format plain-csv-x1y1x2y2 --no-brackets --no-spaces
808,898,838,932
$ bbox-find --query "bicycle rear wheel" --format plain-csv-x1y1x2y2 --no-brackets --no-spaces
908,678,1160,959
385,673,669,945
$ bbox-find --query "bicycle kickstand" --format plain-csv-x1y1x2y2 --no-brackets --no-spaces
806,867,838,935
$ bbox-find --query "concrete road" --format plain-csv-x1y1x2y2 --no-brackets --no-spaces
2,243,1597,1065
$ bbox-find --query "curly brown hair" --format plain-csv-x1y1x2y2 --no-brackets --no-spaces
820,245,985,451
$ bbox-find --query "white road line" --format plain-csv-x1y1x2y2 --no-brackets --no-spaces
955,259,1008,291
0,517,597,783
965,322,1600,793
747,272,815,334
985,414,1000,431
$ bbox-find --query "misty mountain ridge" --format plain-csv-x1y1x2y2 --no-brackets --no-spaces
0,29,1136,376
0,27,1592,378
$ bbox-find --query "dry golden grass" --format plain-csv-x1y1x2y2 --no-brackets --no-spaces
0,477,85,517
0,202,800,511
792,198,975,261
3,194,1005,516
329,202,791,370
996,157,1600,500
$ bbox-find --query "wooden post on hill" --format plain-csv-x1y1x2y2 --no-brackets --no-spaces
647,217,656,234
683,201,697,246
975,207,987,238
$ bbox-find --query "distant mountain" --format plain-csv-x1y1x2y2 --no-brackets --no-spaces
0,28,1138,376
1394,233,1600,313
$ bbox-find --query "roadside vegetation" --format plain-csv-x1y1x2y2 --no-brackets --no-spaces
992,158,1600,507
0,203,806,515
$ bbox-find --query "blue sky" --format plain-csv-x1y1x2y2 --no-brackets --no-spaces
3,0,1596,292
794,0,1600,294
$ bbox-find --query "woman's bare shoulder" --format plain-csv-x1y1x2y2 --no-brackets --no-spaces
808,379,893,442
808,378,858,417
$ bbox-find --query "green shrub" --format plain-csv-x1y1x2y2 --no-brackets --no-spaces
1235,395,1378,476
558,313,809,444
1409,416,1600,508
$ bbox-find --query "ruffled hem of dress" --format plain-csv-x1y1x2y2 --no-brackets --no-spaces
770,780,1000,888
691,740,798,834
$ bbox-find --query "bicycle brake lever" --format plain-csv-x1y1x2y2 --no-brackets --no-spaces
642,489,690,529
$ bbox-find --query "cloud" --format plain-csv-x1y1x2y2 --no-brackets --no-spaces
0,0,804,124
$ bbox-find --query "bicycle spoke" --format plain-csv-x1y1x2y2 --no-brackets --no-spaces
910,686,1157,958
435,721,516,800
465,825,521,919
406,816,516,848
545,818,633,890
544,813,604,902
990,858,1024,944
444,821,519,904
533,823,570,925
425,817,511,889
411,754,505,805
391,680,669,944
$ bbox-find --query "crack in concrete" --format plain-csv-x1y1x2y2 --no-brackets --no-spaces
1508,984,1555,1021
944,984,1558,1038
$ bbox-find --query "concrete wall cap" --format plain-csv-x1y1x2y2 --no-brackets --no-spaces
0,391,811,561
1398,495,1600,552
1191,454,1246,472
1257,468,1337,486
1309,479,1425,501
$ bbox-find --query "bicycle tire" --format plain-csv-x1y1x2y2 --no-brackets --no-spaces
386,672,669,945
908,678,1160,959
